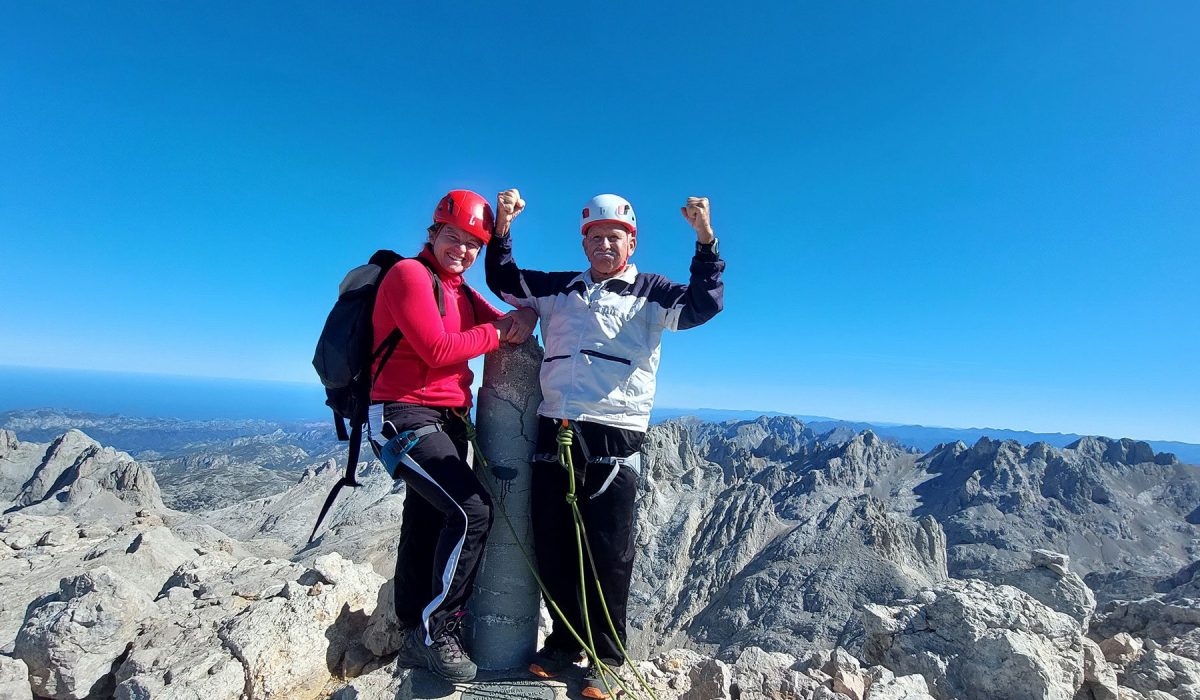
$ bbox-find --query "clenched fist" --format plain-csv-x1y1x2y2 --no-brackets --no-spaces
495,188,526,238
680,197,715,243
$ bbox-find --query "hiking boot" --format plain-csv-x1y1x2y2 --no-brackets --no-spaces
528,645,582,679
582,662,622,699
407,624,478,682
393,625,422,668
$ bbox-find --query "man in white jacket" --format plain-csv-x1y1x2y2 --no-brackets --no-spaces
486,190,724,698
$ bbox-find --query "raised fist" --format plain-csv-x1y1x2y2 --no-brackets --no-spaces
495,188,526,238
680,197,714,243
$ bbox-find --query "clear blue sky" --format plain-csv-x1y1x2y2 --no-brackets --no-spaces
2,2,1197,442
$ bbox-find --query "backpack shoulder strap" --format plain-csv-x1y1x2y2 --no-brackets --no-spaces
461,282,485,323
413,256,446,316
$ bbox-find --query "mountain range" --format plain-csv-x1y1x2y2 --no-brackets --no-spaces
0,410,1197,699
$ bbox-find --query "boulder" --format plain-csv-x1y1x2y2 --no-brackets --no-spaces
1081,637,1120,700
14,567,159,700
682,657,732,700
216,554,383,700
327,657,413,699
863,578,1085,700
362,578,409,657
993,550,1097,628
1119,645,1200,699
863,666,936,700
1100,633,1145,666
729,646,817,700
1093,598,1200,663
0,655,32,700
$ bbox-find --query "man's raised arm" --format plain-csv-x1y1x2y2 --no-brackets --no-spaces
486,188,550,314
662,196,725,331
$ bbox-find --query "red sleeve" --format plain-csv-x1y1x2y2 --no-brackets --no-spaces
378,262,500,368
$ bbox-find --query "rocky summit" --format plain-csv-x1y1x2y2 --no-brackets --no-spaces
0,416,1197,700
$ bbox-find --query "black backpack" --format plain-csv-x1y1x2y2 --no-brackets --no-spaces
309,249,447,542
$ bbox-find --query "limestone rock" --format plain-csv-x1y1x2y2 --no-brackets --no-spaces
993,549,1097,628
863,666,935,700
362,578,408,657
682,657,732,700
1093,597,1200,663
1081,637,1120,700
2,418,1197,700
200,459,405,577
0,655,32,700
216,552,383,700
114,552,380,700
823,648,866,700
1120,646,1200,699
728,646,817,700
11,430,99,506
863,578,1085,700
327,657,413,699
14,566,159,700
1101,633,1146,666
914,434,1198,601
10,430,164,522
0,429,18,456
114,626,246,700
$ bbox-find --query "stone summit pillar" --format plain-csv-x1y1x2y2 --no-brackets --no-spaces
466,337,544,670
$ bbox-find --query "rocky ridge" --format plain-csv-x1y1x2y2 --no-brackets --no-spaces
0,419,1197,699
629,418,1198,662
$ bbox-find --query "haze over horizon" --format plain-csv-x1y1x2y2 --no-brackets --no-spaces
2,364,1198,447
2,3,1197,444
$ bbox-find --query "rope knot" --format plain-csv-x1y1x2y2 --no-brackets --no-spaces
564,494,577,505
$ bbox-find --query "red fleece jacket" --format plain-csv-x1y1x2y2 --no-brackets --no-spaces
370,247,501,407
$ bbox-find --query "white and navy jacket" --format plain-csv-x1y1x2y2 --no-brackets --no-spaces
485,235,724,432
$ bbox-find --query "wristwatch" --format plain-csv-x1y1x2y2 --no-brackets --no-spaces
697,238,719,255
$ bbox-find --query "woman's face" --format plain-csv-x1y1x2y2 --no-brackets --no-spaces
429,224,484,275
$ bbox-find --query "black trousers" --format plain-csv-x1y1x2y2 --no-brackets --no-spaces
532,416,644,665
379,403,493,644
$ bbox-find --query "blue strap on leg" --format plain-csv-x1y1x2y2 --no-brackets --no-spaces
379,431,421,479
378,424,442,479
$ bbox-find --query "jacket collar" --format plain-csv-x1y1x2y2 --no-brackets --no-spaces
565,263,637,296
575,263,639,287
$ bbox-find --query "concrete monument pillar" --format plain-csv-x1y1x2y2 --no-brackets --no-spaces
466,337,544,669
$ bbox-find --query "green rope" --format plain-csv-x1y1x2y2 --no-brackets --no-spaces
456,412,623,693
455,412,596,657
557,425,599,674
456,410,656,700
556,421,658,700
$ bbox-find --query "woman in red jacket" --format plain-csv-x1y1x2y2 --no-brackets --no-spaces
370,189,535,681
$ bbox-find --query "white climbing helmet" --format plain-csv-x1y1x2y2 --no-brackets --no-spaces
580,194,637,236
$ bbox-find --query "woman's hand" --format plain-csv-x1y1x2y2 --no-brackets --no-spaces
495,307,538,344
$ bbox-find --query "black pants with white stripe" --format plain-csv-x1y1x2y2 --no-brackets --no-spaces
532,416,644,665
382,403,493,644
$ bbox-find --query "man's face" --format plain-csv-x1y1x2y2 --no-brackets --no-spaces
582,223,636,277
429,224,483,275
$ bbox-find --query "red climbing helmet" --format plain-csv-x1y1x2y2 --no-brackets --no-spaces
433,190,495,244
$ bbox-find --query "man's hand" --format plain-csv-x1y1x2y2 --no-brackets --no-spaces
493,307,538,344
495,188,526,238
680,197,715,244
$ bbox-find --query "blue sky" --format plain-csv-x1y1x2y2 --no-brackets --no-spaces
1,2,1197,442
